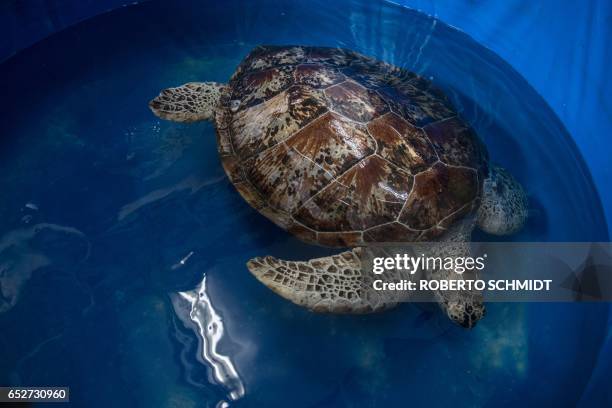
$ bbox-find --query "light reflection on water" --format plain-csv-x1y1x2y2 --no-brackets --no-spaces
171,275,245,406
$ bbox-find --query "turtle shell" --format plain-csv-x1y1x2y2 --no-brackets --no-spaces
215,46,488,247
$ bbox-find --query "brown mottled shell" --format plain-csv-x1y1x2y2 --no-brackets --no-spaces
215,46,488,247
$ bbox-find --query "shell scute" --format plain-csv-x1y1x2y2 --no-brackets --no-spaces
230,86,328,158
230,66,294,110
245,142,335,213
341,58,416,89
304,47,356,67
317,232,363,247
324,81,389,122
294,64,345,88
285,112,376,176
364,222,420,243
377,84,455,127
399,162,478,230
367,112,438,173
424,117,488,173
294,156,413,232
236,45,307,74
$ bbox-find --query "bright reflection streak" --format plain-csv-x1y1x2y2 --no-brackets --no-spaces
170,276,245,404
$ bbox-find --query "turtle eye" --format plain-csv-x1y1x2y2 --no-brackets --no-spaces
230,100,241,112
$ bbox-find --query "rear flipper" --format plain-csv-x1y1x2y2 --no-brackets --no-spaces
247,249,398,314
477,165,528,235
149,82,225,123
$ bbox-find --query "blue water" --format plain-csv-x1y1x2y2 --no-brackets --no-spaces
0,0,610,407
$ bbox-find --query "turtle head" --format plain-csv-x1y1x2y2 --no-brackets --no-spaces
149,82,225,123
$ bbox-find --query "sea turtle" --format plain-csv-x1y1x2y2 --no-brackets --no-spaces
149,45,527,328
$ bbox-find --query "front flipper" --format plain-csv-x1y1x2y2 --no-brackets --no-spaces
247,249,397,314
248,221,485,328
149,82,225,123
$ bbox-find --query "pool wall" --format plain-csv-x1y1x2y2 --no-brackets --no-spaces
395,0,612,234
